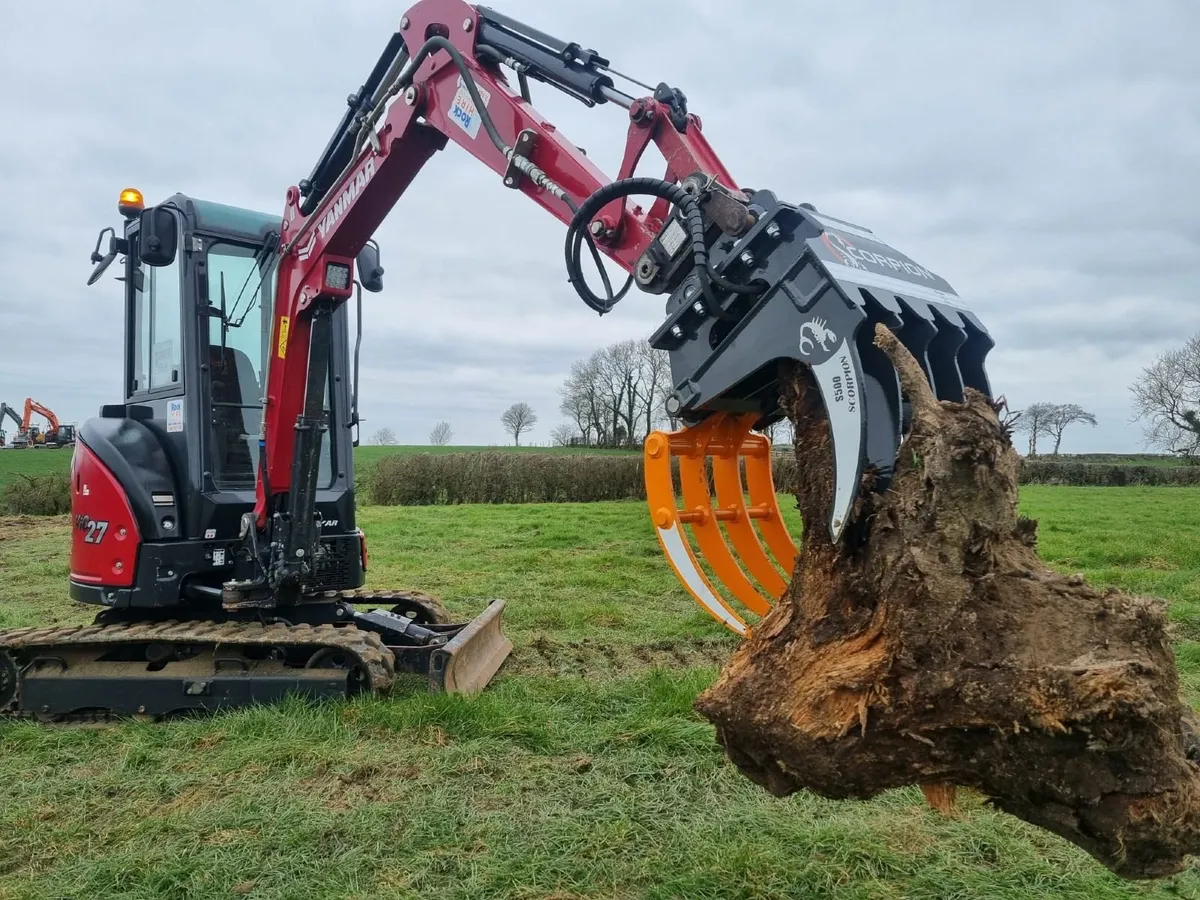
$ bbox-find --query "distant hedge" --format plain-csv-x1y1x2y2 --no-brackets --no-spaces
369,452,648,505
1019,460,1200,486
4,453,1200,517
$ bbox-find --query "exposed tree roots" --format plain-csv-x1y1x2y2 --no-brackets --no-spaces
694,324,1200,879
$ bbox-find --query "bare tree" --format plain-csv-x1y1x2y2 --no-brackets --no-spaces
1131,335,1200,458
549,423,579,446
370,427,397,446
1044,404,1097,455
1012,402,1056,456
501,402,537,446
558,340,672,447
429,421,453,446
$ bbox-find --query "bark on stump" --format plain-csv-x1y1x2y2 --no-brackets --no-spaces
694,324,1200,879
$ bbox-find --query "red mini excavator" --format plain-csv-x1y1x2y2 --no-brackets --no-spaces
0,0,992,720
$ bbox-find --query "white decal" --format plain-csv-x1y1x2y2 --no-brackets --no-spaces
213,549,226,567
448,74,491,140
822,231,937,281
823,261,970,311
811,341,863,540
166,398,184,433
798,317,837,357
204,528,216,540
314,156,378,242
297,232,316,262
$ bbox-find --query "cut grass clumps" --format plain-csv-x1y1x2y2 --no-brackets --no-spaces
0,473,71,515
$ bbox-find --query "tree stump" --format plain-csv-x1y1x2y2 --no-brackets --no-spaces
694,324,1200,879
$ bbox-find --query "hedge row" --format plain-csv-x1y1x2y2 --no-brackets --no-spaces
4,454,1200,517
1019,460,1200,486
369,452,648,505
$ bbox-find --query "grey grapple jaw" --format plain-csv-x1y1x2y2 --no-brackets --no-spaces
651,190,994,542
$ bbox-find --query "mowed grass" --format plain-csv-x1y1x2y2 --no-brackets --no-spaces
1,488,1199,898
0,447,73,491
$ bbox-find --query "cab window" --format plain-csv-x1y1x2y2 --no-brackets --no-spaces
130,214,184,393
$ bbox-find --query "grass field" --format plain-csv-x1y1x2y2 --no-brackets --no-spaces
1,487,1199,898
0,444,639,493
0,448,72,491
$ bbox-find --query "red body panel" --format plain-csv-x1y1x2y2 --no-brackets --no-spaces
70,441,140,588
256,0,741,524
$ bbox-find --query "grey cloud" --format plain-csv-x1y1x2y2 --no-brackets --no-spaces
1,0,1196,454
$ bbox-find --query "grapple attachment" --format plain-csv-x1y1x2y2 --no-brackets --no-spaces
645,412,797,635
645,193,993,632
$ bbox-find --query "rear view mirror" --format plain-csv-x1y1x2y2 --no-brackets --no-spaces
87,227,123,286
356,241,384,293
138,206,177,267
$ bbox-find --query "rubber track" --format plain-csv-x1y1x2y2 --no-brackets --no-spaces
0,618,396,707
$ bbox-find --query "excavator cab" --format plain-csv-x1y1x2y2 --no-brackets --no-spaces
77,189,366,608
3,187,512,719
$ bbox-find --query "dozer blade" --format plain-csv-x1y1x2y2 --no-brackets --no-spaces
645,413,798,635
428,599,513,694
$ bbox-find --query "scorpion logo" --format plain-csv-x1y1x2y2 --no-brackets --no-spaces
798,317,838,357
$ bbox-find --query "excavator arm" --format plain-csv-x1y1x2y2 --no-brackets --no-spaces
0,403,19,429
22,399,60,435
241,0,995,620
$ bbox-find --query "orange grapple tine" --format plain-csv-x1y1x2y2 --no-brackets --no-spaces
677,415,773,619
644,428,749,636
709,413,789,603
742,430,799,573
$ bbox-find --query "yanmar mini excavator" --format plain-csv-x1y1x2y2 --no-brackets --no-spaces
0,0,992,721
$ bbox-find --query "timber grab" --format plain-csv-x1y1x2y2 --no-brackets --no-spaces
2,0,995,721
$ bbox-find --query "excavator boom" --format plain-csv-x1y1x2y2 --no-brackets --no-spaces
241,0,994,626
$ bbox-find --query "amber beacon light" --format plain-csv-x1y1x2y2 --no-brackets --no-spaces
117,188,145,218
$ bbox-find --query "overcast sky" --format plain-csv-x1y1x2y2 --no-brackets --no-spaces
1,1,1196,452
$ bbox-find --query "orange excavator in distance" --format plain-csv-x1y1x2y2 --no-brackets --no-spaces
18,398,76,449
0,0,993,721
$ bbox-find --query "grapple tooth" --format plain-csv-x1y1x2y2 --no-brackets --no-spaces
892,296,939,388
926,306,968,402
956,310,995,396
645,426,750,635
644,413,799,635
709,414,793,599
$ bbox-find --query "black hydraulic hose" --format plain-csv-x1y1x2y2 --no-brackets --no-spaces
564,178,738,319
397,37,750,315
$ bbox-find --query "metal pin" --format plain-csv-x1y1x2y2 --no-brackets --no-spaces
463,18,473,31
